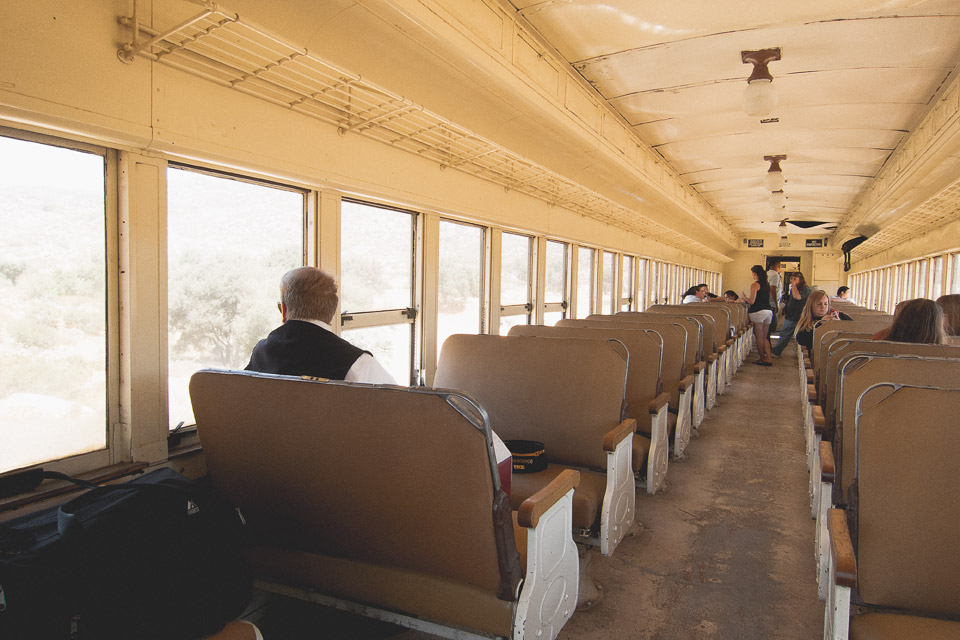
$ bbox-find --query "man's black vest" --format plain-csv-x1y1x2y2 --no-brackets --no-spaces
245,320,370,380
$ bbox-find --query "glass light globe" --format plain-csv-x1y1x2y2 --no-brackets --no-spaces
779,236,790,248
769,191,786,208
763,169,784,191
742,79,778,117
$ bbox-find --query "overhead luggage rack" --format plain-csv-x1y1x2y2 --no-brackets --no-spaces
116,0,729,262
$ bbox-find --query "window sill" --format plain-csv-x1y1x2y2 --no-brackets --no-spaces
0,461,148,516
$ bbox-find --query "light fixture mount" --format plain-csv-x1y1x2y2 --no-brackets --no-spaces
763,154,787,191
742,48,782,83
741,48,782,117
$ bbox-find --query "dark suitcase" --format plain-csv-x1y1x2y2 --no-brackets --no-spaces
0,467,251,639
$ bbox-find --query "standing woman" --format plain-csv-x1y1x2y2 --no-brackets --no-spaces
742,265,773,366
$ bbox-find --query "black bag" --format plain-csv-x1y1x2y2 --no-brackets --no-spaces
0,467,251,640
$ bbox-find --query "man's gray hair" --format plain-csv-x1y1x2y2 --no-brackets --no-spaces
280,267,339,323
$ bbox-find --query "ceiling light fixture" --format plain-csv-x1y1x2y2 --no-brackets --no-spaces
779,235,790,248
741,48,781,117
769,190,786,209
763,154,786,191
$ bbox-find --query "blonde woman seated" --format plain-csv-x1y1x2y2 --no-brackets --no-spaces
794,290,852,351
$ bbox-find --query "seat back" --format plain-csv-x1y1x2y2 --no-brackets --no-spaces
510,324,668,412
812,319,891,370
824,340,960,425
604,313,702,364
854,384,960,617
434,334,627,471
641,308,717,355
190,370,520,601
647,304,732,343
836,356,960,500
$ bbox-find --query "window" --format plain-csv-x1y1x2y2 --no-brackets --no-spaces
601,251,616,315
0,135,108,473
636,259,647,310
437,220,484,357
576,247,595,319
931,256,943,298
341,200,417,384
649,261,659,304
543,240,568,326
167,167,304,428
621,255,634,311
952,253,960,294
499,232,533,334
917,260,928,298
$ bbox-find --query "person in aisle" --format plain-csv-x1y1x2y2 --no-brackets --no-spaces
770,271,811,357
766,260,782,333
879,298,948,344
245,267,398,384
794,290,853,350
741,265,774,366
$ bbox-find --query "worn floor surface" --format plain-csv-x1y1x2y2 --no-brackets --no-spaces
248,339,823,639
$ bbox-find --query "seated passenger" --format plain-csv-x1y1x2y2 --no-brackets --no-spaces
794,290,852,350
879,298,947,344
723,290,739,303
682,283,709,303
937,294,960,337
833,286,855,303
245,267,397,384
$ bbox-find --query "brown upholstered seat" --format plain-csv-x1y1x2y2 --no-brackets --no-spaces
824,384,960,639
509,465,608,530
191,370,581,638
849,613,960,640
434,334,636,553
203,621,262,640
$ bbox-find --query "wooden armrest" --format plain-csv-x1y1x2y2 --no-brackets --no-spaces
603,418,636,451
804,357,812,368
706,354,718,362
648,392,670,414
807,384,817,403
517,469,580,528
820,441,835,483
828,509,857,588
812,404,826,434
725,339,735,347
718,345,727,354
678,375,694,392
693,362,706,373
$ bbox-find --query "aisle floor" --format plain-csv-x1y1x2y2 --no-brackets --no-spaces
249,338,824,639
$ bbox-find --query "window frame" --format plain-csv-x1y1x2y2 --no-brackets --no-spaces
0,127,120,476
339,198,420,385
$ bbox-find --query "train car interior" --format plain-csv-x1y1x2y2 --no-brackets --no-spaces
1,1,959,638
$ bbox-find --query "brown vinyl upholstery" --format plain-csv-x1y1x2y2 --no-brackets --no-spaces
811,319,891,373
853,385,960,619
190,370,521,637
510,323,668,470
434,334,628,530
849,613,960,639
824,341,960,431
834,356,960,504
647,304,732,343
203,621,262,640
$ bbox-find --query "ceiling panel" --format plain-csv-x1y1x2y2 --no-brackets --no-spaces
508,0,960,240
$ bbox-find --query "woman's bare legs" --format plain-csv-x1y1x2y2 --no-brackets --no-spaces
753,321,773,363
